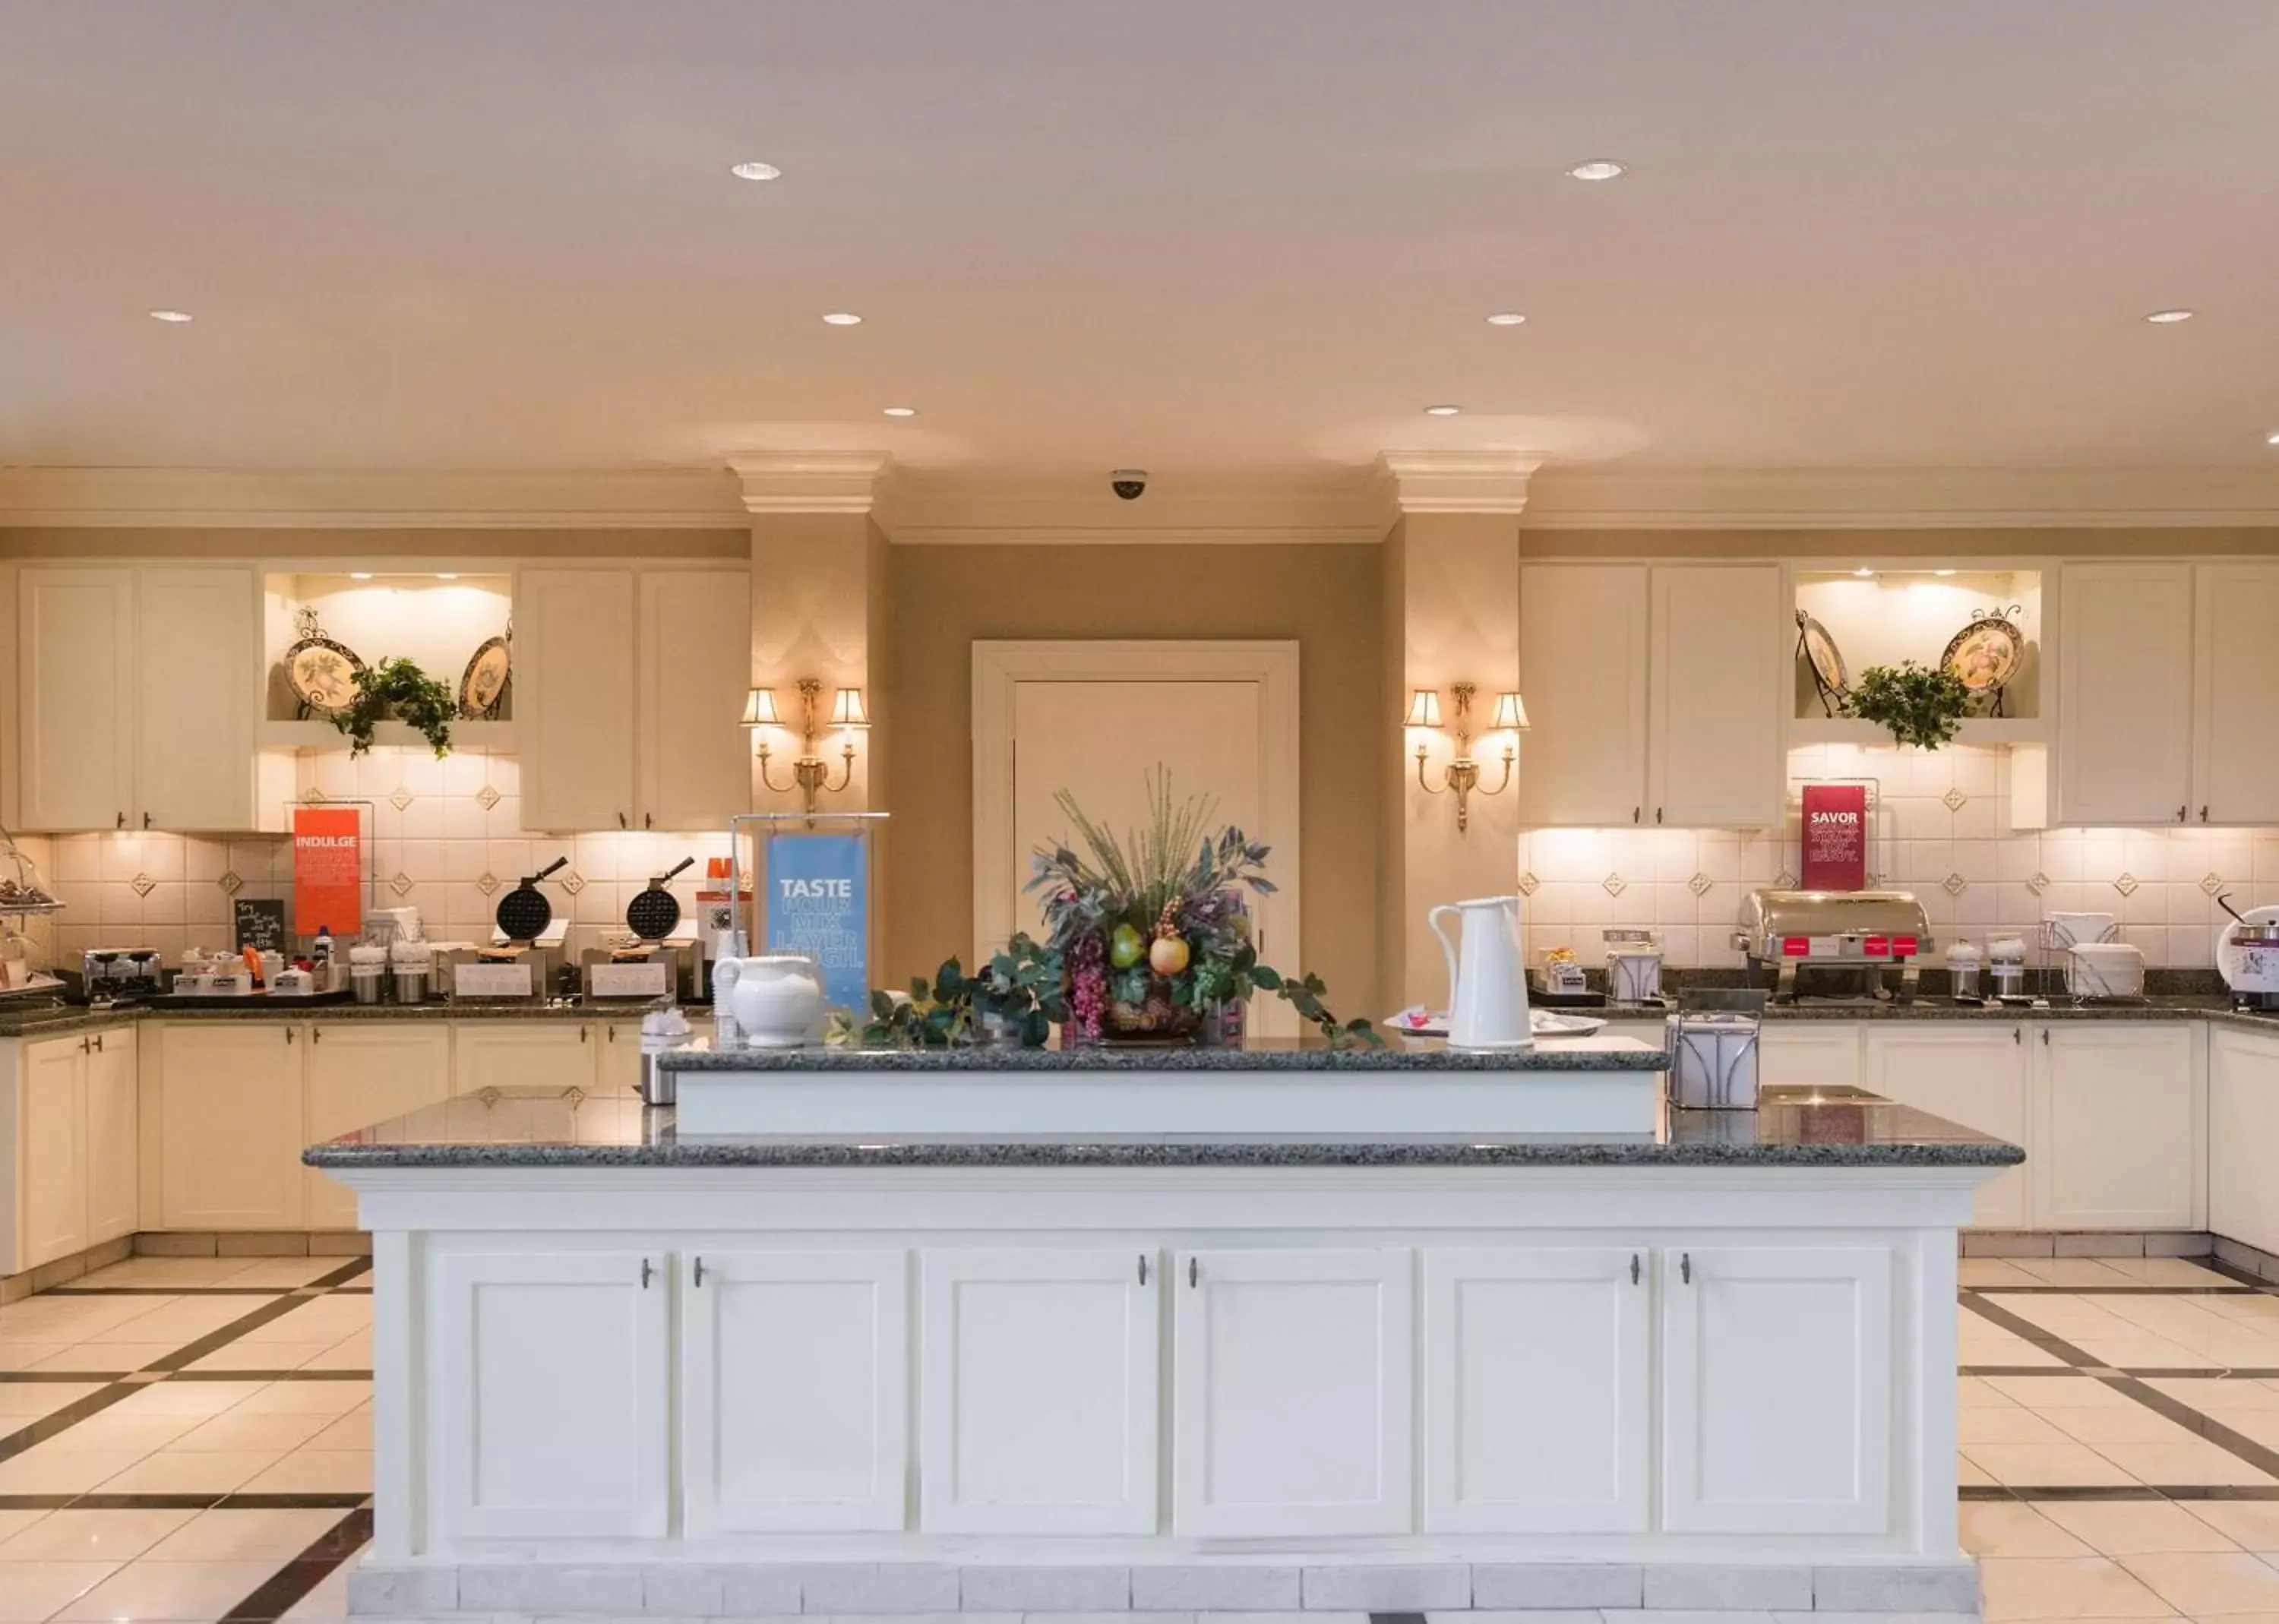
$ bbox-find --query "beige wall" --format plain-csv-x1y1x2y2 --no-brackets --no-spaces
885,544,1384,1018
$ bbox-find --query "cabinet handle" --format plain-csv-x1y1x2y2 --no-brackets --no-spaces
115,812,125,830
78,1035,89,1054
640,1258,653,1289
1188,1257,1199,1288
645,813,653,830
1137,1254,1149,1287
1680,1252,1692,1285
285,1027,295,1045
1633,807,1641,824
91,1033,103,1054
1630,1253,1641,1286
618,811,628,829
606,1025,617,1044
2041,1028,2050,1046
1655,807,1664,825
2013,1027,2021,1044
2179,805,2189,823
580,1025,590,1043
311,1026,322,1044
692,1256,705,1288
2202,806,2211,823
143,812,152,830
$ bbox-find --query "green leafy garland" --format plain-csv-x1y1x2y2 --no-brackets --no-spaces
1844,659,1970,750
331,657,456,759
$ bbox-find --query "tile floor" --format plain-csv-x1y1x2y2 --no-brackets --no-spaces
5,1248,2279,1620
0,1254,368,1623
1959,1253,2279,1620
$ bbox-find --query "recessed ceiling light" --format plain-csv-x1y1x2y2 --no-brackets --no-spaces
729,161,782,182
821,311,863,326
1485,312,1528,327
147,309,193,323
1424,404,1462,416
2266,431,2279,446
2145,308,2195,324
349,572,374,581
881,406,918,418
1566,160,1626,182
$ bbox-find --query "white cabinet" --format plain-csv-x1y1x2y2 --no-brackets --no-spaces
20,1035,87,1268
1518,565,1648,826
519,566,751,833
637,570,753,830
452,1022,596,1095
1422,1247,1648,1533
2034,1023,2198,1231
2211,1026,2279,1253
1761,1024,1863,1091
1661,1244,1892,1534
687,1250,907,1534
302,1023,452,1229
156,1024,305,1230
18,568,135,832
1173,1247,1412,1538
518,568,638,831
1650,564,1785,828
18,565,277,833
919,1248,1157,1534
2059,562,2195,826
434,1249,669,1540
1518,563,1780,828
1863,1024,2031,1228
84,1028,137,1246
2192,564,2279,825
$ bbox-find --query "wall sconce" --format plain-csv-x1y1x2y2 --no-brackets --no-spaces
1408,682,1527,833
746,678,869,815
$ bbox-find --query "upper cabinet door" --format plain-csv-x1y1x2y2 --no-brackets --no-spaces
2060,562,2194,825
19,568,135,832
2193,563,2279,825
1172,1247,1413,1538
1517,566,1649,826
517,569,638,832
637,570,753,830
137,567,263,831
1650,565,1784,829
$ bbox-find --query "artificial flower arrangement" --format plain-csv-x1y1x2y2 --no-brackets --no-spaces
1026,772,1379,1048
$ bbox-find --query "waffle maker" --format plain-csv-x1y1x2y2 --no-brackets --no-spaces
583,857,702,1002
450,857,568,1002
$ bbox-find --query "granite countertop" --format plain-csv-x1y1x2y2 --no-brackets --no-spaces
658,1035,1671,1073
303,1084,2021,1169
0,999,682,1039
1579,994,2279,1034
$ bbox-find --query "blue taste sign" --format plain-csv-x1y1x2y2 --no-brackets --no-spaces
764,833,868,1012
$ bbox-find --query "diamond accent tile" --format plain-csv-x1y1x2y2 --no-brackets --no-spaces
561,870,586,896
130,873,156,898
1602,873,1626,897
389,787,415,811
476,872,501,896
2202,871,2227,896
1775,870,1798,889
2027,871,2052,896
476,785,501,812
2114,872,2140,896
218,870,243,896
1515,871,1539,897
302,788,327,804
1688,872,1713,898
1943,788,1968,811
1942,872,1968,896
389,872,415,897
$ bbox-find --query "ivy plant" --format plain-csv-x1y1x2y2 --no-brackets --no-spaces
1843,659,1971,750
331,657,456,759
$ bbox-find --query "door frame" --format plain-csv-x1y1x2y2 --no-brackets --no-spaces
972,640,1301,979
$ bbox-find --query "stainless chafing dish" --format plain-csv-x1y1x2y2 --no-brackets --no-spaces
1734,888,1933,1003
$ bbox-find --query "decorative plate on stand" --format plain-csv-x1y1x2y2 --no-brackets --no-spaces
1942,605,2025,716
459,631,511,719
1794,610,1851,716
283,607,365,718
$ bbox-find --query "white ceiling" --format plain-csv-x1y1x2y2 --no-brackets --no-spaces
4,0,2277,479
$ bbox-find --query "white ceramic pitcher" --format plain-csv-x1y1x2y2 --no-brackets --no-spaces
713,955,825,1049
1428,895,1533,1051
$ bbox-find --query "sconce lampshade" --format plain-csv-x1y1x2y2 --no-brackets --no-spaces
1405,689,1443,729
1491,691,1530,731
741,688,780,728
831,687,871,728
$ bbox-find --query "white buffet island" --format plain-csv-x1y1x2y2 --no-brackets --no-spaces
310,1039,2017,1620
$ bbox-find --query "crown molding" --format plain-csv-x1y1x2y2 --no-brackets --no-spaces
876,467,1389,545
0,466,745,529
1377,450,1541,515
1522,466,2279,529
731,451,896,515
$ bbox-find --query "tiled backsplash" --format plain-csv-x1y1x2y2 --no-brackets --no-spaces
32,748,732,967
1520,743,2279,968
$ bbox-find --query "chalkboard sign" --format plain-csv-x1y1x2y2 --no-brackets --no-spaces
232,899,289,953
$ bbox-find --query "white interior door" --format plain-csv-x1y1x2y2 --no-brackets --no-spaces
975,642,1300,1037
